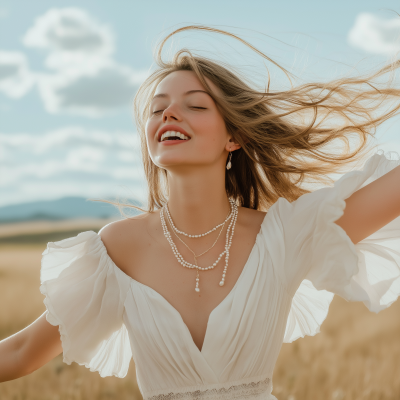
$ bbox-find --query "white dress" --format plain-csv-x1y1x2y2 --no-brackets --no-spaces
40,152,400,400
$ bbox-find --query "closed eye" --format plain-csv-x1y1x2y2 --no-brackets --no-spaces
152,106,206,115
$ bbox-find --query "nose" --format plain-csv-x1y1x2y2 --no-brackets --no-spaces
163,104,182,123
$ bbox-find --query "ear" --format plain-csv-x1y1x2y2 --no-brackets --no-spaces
225,137,241,152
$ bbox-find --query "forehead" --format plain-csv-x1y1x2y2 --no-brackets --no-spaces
154,70,218,96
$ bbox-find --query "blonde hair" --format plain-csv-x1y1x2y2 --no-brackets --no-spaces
95,26,400,214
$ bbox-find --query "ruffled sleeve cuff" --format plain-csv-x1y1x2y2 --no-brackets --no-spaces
283,151,400,342
40,231,132,377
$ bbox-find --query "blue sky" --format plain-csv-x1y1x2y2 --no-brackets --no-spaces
1,0,400,207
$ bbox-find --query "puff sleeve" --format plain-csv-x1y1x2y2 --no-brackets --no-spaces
277,151,400,343
40,231,132,377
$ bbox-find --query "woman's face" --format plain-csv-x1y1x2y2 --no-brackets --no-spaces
145,70,236,171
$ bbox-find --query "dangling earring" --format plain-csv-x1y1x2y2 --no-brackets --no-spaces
226,151,232,170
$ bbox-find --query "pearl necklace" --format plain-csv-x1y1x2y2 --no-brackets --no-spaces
164,200,234,237
160,200,238,292
166,209,228,259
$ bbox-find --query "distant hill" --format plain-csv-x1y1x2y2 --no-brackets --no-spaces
0,196,142,224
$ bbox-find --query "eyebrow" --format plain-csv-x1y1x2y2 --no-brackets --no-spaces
151,90,210,101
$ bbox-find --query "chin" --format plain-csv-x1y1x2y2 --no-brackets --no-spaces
155,155,194,168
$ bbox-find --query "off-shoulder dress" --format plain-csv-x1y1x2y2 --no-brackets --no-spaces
40,152,400,400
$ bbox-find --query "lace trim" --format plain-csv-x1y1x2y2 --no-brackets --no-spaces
146,377,272,400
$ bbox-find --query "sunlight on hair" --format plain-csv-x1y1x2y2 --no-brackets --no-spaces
96,25,400,216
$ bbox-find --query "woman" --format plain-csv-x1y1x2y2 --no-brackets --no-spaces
1,26,400,400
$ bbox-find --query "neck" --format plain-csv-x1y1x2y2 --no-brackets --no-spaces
166,164,231,234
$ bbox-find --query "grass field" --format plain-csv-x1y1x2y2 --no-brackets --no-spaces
0,222,399,400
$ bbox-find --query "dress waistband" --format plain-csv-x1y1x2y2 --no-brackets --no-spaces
144,377,277,400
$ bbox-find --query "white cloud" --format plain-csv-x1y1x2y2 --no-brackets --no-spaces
0,8,146,115
0,51,35,98
37,60,145,117
0,126,140,154
23,7,114,68
0,127,146,207
375,140,400,156
348,13,400,55
21,7,147,116
66,146,105,171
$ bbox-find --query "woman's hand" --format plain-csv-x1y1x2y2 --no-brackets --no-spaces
0,312,62,382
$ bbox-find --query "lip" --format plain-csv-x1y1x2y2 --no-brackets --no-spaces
160,139,188,146
157,125,191,142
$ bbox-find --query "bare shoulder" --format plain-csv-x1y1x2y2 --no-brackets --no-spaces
98,211,160,272
237,207,267,230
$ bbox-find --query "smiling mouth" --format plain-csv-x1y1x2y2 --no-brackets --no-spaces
160,131,190,142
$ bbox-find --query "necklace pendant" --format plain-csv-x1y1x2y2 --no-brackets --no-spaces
195,268,200,292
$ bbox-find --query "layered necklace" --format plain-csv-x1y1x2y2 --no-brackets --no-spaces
160,198,238,292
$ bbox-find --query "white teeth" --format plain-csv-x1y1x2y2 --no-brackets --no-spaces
160,131,190,142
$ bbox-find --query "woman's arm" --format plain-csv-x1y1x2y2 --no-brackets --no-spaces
335,165,400,244
0,312,62,382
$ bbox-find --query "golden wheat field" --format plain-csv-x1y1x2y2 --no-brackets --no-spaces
0,221,399,400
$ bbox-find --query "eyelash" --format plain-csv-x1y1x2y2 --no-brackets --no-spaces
152,106,206,115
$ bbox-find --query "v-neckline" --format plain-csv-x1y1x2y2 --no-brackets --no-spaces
97,212,267,355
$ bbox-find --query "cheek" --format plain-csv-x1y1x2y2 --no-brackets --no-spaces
145,118,160,149
144,119,159,158
145,118,157,140
194,113,227,147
